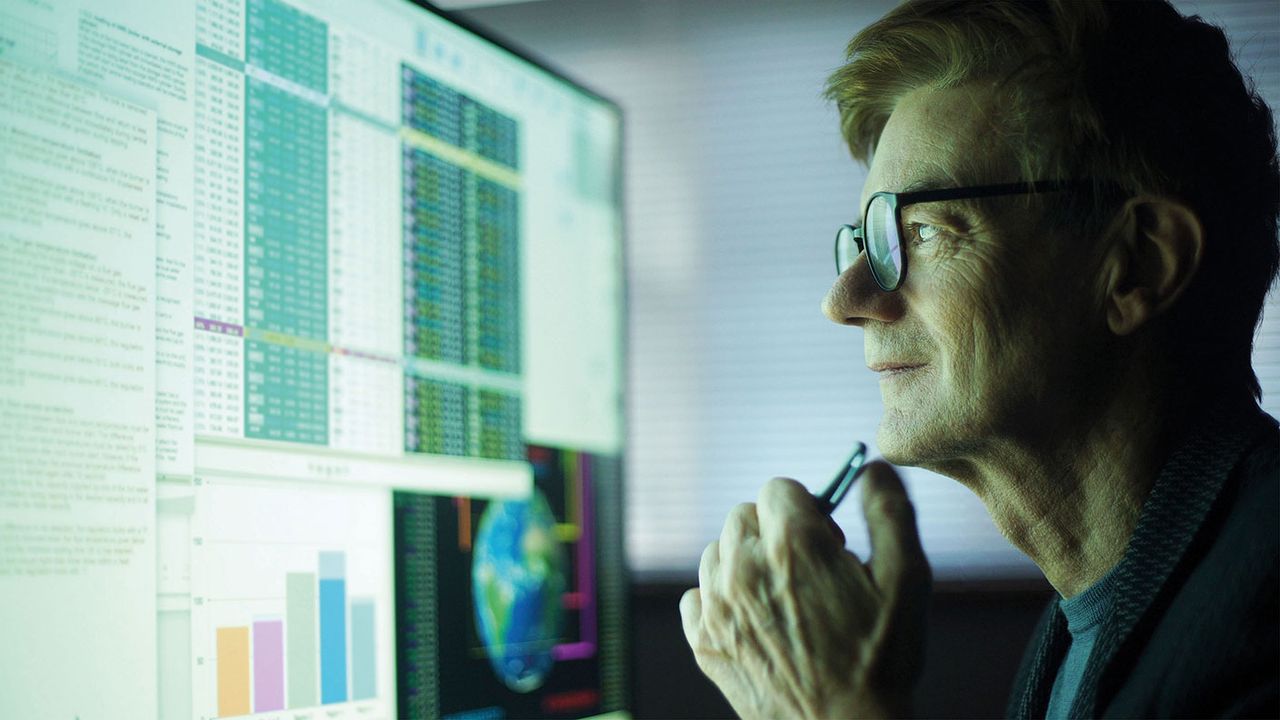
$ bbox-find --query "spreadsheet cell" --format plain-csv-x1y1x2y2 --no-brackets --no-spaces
247,0,327,93
329,114,401,356
403,149,466,364
245,339,328,445
197,0,245,59
401,69,462,147
194,57,245,324
194,327,245,439
329,353,403,455
330,29,399,126
404,377,470,457
392,493,439,718
477,390,522,461
245,79,328,341
472,176,519,373
462,98,518,170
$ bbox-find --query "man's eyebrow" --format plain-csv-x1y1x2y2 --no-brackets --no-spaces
897,176,958,195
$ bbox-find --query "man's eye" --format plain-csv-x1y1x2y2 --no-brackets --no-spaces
908,223,942,243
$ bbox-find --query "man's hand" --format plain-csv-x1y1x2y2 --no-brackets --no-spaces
679,462,931,719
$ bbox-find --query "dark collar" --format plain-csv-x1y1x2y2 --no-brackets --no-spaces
1007,402,1277,719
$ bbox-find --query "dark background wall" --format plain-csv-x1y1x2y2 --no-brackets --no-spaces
628,581,1053,718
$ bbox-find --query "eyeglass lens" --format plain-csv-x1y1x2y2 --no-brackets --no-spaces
865,195,902,289
835,225,859,275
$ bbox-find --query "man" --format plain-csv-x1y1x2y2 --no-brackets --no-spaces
680,1,1279,717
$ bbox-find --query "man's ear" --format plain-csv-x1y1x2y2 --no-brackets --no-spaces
1100,195,1204,336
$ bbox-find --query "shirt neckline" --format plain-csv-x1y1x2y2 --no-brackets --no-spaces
1058,563,1120,634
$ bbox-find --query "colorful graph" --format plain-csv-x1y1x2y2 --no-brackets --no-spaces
211,556,381,714
191,478,394,719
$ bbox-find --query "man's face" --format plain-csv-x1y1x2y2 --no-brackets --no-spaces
823,84,1103,470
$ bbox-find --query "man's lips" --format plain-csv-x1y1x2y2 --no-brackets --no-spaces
867,362,927,373
865,358,926,376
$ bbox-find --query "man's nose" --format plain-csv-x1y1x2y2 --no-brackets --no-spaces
821,251,905,326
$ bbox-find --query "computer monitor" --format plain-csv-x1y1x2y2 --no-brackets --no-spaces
0,0,627,717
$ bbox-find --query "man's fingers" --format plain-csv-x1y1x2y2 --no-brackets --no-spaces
680,588,732,682
679,587,703,648
699,539,720,590
719,502,759,575
757,477,839,565
860,461,930,596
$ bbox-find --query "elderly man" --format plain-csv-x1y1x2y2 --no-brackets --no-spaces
680,1,1279,717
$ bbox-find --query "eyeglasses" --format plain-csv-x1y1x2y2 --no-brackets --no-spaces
834,180,1086,291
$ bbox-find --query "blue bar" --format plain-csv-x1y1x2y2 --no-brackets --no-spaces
350,599,376,700
318,551,348,703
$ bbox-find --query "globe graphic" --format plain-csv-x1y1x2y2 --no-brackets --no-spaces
471,489,568,693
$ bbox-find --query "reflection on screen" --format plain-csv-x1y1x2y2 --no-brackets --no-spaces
0,0,626,717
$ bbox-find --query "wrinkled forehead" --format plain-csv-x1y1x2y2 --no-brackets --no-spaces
861,83,1016,208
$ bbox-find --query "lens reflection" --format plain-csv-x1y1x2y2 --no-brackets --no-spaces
835,225,857,275
866,195,901,288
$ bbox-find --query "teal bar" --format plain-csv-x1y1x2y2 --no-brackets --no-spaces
350,599,376,700
195,42,245,72
332,100,399,135
286,572,318,707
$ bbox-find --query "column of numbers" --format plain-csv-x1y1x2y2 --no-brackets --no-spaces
193,49,246,439
197,0,244,58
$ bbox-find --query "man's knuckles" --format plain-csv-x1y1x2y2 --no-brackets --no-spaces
757,476,833,543
724,502,759,538
860,462,909,502
698,540,720,590
865,492,916,527
758,476,809,511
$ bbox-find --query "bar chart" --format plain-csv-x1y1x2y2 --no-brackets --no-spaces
191,477,395,719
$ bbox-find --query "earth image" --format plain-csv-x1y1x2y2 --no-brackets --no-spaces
471,489,568,693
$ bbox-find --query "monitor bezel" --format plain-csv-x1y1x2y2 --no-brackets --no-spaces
408,0,623,118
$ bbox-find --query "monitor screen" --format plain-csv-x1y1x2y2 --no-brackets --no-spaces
0,0,627,717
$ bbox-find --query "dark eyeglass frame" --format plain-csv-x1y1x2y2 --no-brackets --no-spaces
835,179,1089,291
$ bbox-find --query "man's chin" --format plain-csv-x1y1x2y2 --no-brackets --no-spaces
876,409,987,480
874,409,951,468
875,418,925,467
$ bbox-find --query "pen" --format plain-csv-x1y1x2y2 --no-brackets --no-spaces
814,441,868,515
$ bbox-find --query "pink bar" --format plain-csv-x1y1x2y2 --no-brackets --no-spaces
554,453,598,661
553,641,596,661
581,455,597,648
193,316,245,337
253,620,285,712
